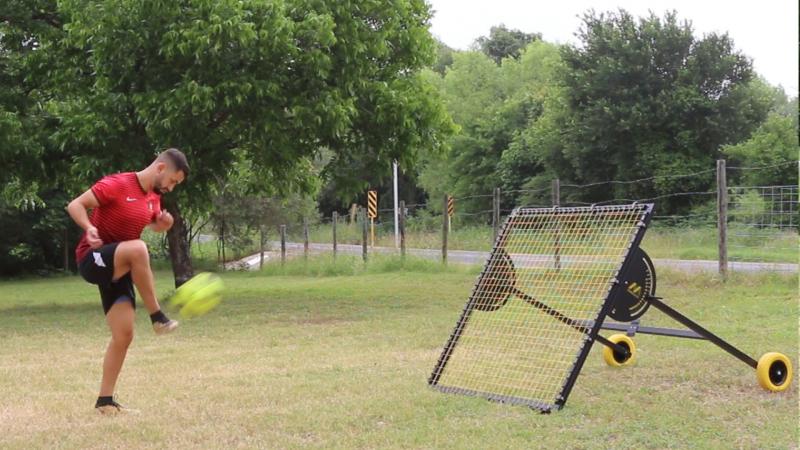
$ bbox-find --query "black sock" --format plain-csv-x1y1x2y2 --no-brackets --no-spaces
96,396,114,407
150,310,169,324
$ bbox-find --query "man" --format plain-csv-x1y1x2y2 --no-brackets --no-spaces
67,148,189,414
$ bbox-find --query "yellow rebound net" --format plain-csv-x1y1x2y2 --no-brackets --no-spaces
429,203,653,411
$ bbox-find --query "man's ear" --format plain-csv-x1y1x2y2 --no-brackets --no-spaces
155,161,167,173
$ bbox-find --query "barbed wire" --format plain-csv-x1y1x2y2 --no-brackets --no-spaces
560,169,717,189
728,184,799,190
453,194,494,201
453,210,494,217
727,160,798,171
505,187,552,195
652,212,715,219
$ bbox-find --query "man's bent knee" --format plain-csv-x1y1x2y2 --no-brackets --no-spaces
120,239,149,262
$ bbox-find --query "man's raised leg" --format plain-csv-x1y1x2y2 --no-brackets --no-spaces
112,240,160,314
112,239,178,334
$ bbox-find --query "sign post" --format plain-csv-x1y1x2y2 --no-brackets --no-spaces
367,190,378,247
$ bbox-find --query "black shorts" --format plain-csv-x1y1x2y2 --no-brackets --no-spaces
78,243,136,315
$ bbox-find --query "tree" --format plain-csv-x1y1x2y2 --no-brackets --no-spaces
0,1,91,274
554,9,772,212
723,113,799,186
418,51,502,213
0,0,65,208
418,41,563,213
495,40,564,202
45,0,452,284
475,24,541,65
432,38,455,75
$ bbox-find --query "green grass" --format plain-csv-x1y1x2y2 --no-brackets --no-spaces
256,253,478,278
283,222,799,264
0,259,797,449
641,225,798,263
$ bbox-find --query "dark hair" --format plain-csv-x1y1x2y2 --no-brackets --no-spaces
158,148,190,178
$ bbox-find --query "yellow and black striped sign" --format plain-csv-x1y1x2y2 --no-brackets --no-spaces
367,190,378,218
447,195,455,217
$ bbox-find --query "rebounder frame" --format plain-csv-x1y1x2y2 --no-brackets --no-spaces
429,203,655,412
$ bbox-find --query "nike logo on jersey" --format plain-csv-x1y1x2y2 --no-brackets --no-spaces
126,197,137,202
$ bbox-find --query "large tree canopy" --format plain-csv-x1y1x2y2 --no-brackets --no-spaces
1,0,454,280
553,9,773,210
475,24,541,65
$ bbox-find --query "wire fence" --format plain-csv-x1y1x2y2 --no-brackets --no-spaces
209,159,797,275
727,185,797,263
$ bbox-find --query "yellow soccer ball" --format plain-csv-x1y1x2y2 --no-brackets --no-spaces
170,272,224,319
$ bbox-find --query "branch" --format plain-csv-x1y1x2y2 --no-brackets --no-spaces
207,111,230,129
30,12,62,28
0,13,62,29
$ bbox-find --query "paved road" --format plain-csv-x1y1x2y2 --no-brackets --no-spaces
228,242,798,274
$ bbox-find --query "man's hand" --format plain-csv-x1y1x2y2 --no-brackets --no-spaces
67,189,102,246
86,226,103,249
151,210,174,232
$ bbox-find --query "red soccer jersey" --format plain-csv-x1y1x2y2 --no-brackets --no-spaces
75,172,161,262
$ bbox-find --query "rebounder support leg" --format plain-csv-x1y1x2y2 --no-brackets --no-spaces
644,296,758,369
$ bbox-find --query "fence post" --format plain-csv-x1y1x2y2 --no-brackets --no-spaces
303,218,309,261
259,226,265,269
552,178,560,207
492,187,501,241
399,200,406,259
361,208,368,262
332,211,338,260
220,221,226,270
717,159,728,279
442,194,448,265
280,224,286,266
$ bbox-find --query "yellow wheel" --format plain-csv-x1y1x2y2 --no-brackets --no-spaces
602,334,636,367
756,352,793,392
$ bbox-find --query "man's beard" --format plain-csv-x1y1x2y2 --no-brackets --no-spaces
155,178,168,194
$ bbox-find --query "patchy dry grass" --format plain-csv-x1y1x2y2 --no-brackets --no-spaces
0,262,797,449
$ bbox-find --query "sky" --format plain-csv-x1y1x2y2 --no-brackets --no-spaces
426,0,799,97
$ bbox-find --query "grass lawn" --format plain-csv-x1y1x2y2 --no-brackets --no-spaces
0,257,797,449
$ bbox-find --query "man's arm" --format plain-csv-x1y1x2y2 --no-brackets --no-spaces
149,210,174,233
66,189,103,248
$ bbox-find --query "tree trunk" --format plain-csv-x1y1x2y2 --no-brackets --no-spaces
164,199,194,288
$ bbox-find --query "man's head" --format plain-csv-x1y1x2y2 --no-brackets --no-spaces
153,148,189,194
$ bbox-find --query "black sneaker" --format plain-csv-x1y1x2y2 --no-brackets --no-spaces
152,318,179,335
95,398,140,415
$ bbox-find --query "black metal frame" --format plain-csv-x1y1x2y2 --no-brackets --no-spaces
596,296,759,369
429,203,655,412
555,203,654,408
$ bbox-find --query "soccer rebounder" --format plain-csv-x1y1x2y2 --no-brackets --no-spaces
429,203,793,412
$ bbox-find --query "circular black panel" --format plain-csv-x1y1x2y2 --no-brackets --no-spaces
472,249,516,312
608,248,657,322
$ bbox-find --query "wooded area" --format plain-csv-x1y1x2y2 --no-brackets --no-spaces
1,3,796,276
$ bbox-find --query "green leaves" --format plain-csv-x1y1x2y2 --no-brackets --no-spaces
34,0,450,205
418,41,562,209
556,9,771,211
723,113,799,186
